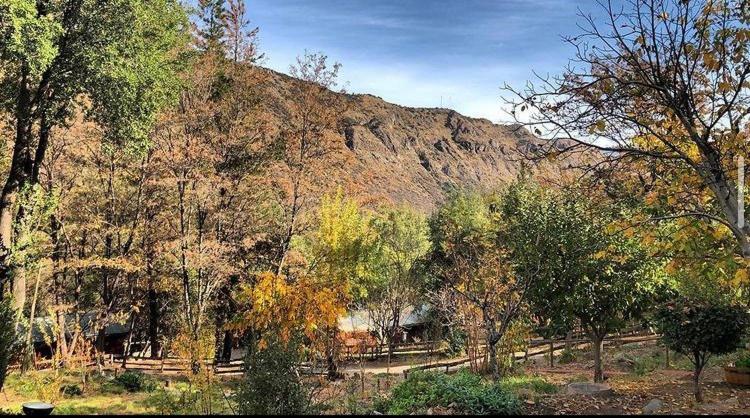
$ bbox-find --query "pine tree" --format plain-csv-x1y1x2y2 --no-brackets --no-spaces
196,0,227,53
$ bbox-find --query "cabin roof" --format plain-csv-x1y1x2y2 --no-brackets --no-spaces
17,311,131,344
338,304,431,333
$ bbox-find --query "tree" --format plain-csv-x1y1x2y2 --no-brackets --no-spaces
274,52,348,274
429,180,551,379
299,189,373,379
503,0,750,261
655,299,749,402
0,297,16,391
224,0,263,64
0,0,187,310
150,6,271,355
194,0,227,53
366,206,430,359
235,337,315,415
535,190,664,382
231,190,372,379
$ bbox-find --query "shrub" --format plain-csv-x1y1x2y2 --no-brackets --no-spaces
735,352,750,369
143,388,184,414
0,298,16,392
632,354,662,376
113,371,157,393
234,339,314,415
498,375,557,394
654,299,749,402
557,348,576,364
60,384,83,397
375,370,519,415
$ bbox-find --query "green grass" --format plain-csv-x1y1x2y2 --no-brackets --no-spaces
2,370,236,415
498,375,558,394
373,370,520,415
567,373,590,383
632,352,663,376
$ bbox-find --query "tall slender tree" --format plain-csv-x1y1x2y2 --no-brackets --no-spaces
0,0,187,310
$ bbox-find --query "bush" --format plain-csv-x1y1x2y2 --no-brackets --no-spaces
0,298,16,392
113,371,157,393
60,383,83,397
632,353,662,376
143,388,186,414
557,348,576,364
375,370,519,415
498,375,557,394
234,339,314,415
735,352,750,369
654,299,749,402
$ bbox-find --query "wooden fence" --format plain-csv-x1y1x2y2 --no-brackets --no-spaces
343,340,443,360
111,356,245,377
402,329,661,378
11,326,661,379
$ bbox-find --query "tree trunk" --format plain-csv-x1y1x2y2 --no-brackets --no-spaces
692,353,705,403
51,214,68,363
0,191,16,284
487,338,499,380
591,334,605,383
693,367,703,403
55,308,68,361
0,69,32,292
549,340,555,367
12,268,26,326
221,331,233,362
147,285,160,359
214,314,226,363
387,309,400,359
22,268,43,372
325,327,339,380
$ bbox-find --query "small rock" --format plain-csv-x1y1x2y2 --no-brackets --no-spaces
371,411,383,415
426,407,434,415
642,399,664,414
566,382,614,396
516,388,535,400
524,399,536,405
614,352,635,366
447,402,458,409
725,397,740,409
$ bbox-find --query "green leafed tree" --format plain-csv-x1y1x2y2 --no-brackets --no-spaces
531,190,667,383
429,178,563,379
297,188,374,379
0,0,188,305
655,299,749,402
366,206,431,359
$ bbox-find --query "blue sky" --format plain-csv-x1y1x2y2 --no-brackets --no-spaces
246,0,605,122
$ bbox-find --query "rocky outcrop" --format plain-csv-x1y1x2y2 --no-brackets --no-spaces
262,69,580,212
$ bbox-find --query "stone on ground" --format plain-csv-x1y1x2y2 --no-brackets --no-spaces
566,382,613,396
642,398,663,414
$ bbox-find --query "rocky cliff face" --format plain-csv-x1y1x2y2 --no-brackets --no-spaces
265,69,576,212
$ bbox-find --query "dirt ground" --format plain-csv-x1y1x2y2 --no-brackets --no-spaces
3,341,749,415
328,340,750,415
518,341,750,415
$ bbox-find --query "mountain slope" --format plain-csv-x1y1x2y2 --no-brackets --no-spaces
264,69,576,212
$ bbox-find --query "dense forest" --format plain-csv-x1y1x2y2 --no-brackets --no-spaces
0,0,749,415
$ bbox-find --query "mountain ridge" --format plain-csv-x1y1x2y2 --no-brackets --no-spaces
262,67,577,212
